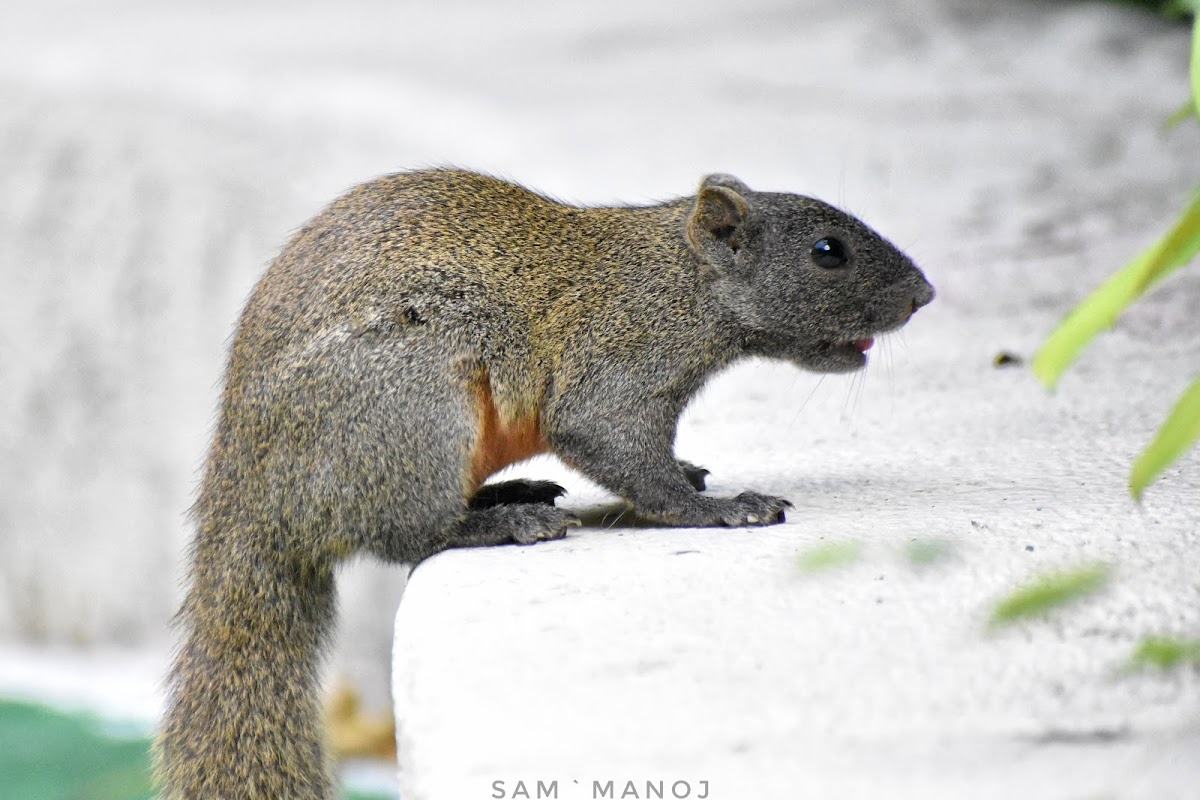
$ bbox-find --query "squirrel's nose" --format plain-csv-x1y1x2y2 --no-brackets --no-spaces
911,279,935,313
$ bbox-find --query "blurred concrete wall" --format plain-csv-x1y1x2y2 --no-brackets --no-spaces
0,42,415,703
2,91,289,642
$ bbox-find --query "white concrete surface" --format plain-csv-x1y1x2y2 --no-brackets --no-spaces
395,358,1200,798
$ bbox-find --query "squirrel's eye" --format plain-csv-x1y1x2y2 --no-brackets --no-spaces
812,237,848,269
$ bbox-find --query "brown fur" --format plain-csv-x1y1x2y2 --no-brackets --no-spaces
469,369,550,491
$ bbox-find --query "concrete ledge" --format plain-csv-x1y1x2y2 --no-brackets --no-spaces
393,348,1200,799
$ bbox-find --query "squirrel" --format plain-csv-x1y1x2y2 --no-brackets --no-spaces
155,168,933,799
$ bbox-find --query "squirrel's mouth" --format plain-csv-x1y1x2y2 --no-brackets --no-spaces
822,336,875,370
850,337,874,354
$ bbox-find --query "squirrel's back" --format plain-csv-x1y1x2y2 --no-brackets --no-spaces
260,169,693,320
231,169,707,425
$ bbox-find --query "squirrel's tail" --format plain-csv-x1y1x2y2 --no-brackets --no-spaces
155,519,338,800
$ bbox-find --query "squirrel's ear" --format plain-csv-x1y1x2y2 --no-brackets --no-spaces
686,185,748,258
701,173,752,194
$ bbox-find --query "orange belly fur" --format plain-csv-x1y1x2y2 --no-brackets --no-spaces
468,371,549,490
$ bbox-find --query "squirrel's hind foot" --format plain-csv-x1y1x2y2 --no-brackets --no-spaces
677,460,710,492
470,479,566,509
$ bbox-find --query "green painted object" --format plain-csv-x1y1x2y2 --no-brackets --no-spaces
0,699,393,800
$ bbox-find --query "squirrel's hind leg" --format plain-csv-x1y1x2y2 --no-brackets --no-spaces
469,479,566,509
676,460,710,492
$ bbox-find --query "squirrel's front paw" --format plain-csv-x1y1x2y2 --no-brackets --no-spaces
712,492,792,527
656,491,791,527
509,505,582,545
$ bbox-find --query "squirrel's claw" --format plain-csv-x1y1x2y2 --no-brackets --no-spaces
718,491,791,527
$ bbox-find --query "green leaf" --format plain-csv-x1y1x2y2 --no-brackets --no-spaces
1033,189,1200,388
1128,635,1200,670
1130,375,1200,498
1164,99,1196,129
1032,258,1157,388
796,540,862,573
1192,13,1200,116
1131,189,1200,293
904,538,954,567
987,563,1111,629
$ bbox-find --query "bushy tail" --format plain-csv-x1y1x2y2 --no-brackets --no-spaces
156,525,338,800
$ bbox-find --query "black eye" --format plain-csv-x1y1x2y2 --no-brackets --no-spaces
812,237,848,269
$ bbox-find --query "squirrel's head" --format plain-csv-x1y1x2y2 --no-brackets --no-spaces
686,174,934,373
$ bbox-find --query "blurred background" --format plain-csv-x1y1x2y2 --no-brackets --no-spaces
0,0,1196,797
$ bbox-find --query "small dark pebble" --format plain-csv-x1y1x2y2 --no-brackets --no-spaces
1025,545,1035,552
993,351,1024,367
